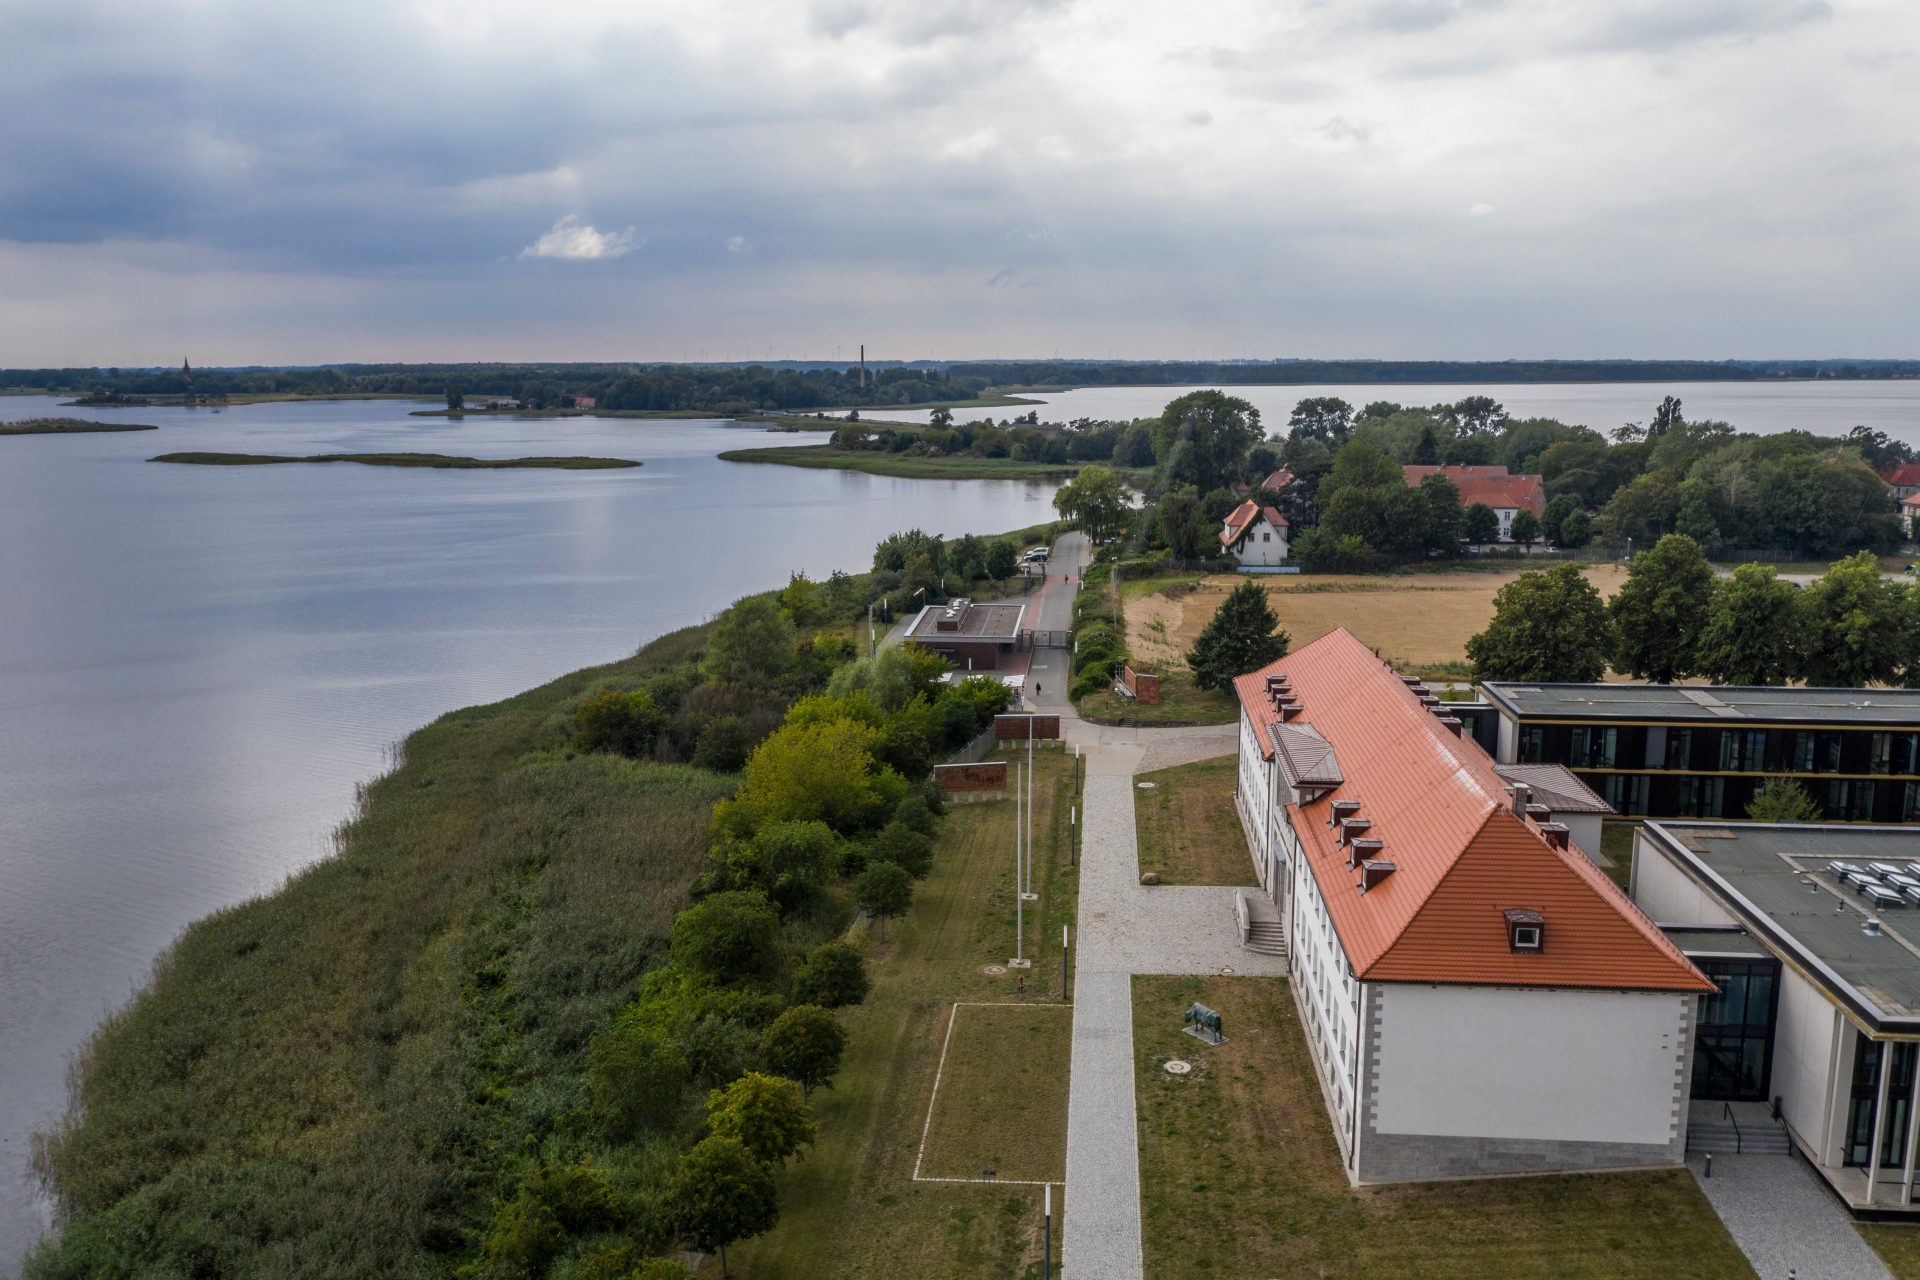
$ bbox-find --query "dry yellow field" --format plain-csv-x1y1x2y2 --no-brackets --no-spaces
1127,566,1628,671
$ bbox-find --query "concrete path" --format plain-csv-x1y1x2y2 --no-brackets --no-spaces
1062,736,1284,1280
1688,1153,1894,1280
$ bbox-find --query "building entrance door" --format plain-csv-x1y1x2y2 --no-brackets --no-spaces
1689,958,1780,1102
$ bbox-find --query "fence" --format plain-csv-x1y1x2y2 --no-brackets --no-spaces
945,724,999,765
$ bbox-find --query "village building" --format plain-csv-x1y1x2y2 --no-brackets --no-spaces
1902,491,1920,541
1633,821,1920,1212
1482,681,1920,824
571,394,597,410
1402,464,1546,542
1881,463,1920,503
1219,500,1289,568
901,598,1025,672
1233,628,1712,1184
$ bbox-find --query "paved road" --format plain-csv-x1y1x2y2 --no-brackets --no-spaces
1027,531,1091,711
1062,734,1281,1280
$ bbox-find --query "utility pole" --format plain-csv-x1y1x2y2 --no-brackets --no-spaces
1022,728,1038,900
1042,1184,1053,1280
1011,758,1029,968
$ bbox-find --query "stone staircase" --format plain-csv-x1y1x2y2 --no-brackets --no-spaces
1236,889,1288,957
1687,1102,1793,1156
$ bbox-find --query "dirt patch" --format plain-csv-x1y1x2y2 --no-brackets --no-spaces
1126,566,1628,670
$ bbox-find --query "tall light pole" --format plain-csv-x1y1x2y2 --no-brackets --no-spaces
1022,728,1038,901
1011,759,1029,968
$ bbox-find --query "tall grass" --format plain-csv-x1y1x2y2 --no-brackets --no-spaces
28,626,732,1279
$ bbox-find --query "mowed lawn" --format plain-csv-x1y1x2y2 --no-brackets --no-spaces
1860,1224,1920,1277
726,748,1078,1280
918,1003,1072,1183
1133,974,1755,1280
1074,670,1240,726
1133,755,1254,886
1127,566,1629,672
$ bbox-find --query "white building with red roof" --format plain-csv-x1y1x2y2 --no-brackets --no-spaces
1234,628,1713,1183
1403,464,1547,543
1219,500,1289,567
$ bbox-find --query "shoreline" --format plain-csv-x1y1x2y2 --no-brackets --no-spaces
720,442,1131,481
149,451,642,470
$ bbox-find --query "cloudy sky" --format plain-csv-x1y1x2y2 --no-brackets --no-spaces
1,0,1915,365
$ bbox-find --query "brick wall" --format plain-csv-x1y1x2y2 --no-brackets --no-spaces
1122,665,1161,705
934,761,1008,792
994,714,1061,741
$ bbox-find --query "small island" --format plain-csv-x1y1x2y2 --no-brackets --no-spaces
149,451,641,470
2,417,159,435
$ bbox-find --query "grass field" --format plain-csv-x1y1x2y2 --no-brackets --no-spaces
727,747,1079,1280
1133,973,1755,1280
150,451,641,469
719,443,1122,481
1074,670,1240,726
916,1003,1071,1183
1126,566,1630,672
1860,1224,1920,1277
1133,755,1253,885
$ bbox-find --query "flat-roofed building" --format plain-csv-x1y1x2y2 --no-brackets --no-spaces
1234,628,1713,1184
1634,821,1920,1212
902,598,1025,671
1483,682,1920,824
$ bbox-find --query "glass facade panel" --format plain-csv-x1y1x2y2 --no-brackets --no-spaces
1690,959,1779,1102
1846,1037,1920,1169
1665,728,1693,770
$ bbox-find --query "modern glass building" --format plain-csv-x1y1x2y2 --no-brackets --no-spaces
1482,683,1920,824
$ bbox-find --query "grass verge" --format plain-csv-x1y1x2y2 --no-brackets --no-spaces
1133,973,1755,1280
1860,1224,1920,1277
1134,755,1252,885
727,747,1079,1279
150,451,641,469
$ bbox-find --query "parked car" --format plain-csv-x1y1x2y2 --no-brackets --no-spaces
1024,547,1050,562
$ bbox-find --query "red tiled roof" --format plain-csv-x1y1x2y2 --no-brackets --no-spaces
1220,499,1288,548
1403,465,1546,518
1234,629,1711,992
1901,492,1920,510
1231,468,1293,498
1881,464,1920,487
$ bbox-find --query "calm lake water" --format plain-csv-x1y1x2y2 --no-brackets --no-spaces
888,379,1920,442
0,397,1060,1271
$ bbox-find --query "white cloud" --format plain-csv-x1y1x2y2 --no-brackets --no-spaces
518,214,640,261
1470,202,1495,216
726,234,750,254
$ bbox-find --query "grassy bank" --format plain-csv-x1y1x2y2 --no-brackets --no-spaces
1,417,158,434
28,625,728,1277
1134,755,1252,885
729,747,1078,1279
150,451,641,469
1133,973,1754,1279
1073,670,1239,726
719,444,1095,481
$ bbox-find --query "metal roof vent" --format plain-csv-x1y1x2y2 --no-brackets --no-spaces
1358,858,1396,892
1865,918,1884,937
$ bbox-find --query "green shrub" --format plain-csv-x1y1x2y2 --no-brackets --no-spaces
484,1191,568,1277
791,940,870,1009
575,689,665,756
588,1024,689,1139
669,892,783,985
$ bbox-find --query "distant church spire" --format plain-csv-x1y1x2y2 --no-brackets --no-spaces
182,357,193,387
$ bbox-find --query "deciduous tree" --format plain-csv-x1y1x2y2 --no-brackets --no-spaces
671,891,784,985
703,597,797,686
664,1135,780,1278
853,861,912,940
792,939,870,1008
1053,465,1131,541
1151,392,1262,493
1608,533,1715,682
1799,552,1910,687
1462,502,1500,545
1696,564,1800,685
1466,565,1612,682
706,1072,816,1165
1509,508,1542,547
759,1004,847,1099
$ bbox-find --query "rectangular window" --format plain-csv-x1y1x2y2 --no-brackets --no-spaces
1792,731,1815,772
1571,726,1619,769
1664,728,1693,771
1520,726,1547,764
1719,728,1768,772
1873,733,1894,775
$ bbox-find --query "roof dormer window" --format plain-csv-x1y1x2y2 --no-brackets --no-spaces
1504,908,1544,953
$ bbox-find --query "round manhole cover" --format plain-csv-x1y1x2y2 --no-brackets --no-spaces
1136,781,1156,789
1219,965,1236,976
983,964,1007,976
1164,1060,1192,1075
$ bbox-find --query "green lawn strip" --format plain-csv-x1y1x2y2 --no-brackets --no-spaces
917,1003,1071,1182
1600,820,1636,887
1134,755,1252,886
1859,1224,1920,1277
150,451,640,469
1132,973,1755,1280
1074,670,1239,726
728,747,1078,1279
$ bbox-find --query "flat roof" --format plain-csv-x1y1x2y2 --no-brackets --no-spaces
1483,682,1920,725
1660,926,1770,959
906,600,1025,642
1648,822,1920,1027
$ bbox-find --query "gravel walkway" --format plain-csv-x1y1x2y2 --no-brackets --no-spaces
1062,738,1284,1280
1687,1153,1893,1280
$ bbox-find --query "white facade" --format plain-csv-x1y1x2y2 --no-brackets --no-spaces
1226,514,1289,567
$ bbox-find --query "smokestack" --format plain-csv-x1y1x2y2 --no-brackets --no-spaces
860,344,867,388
